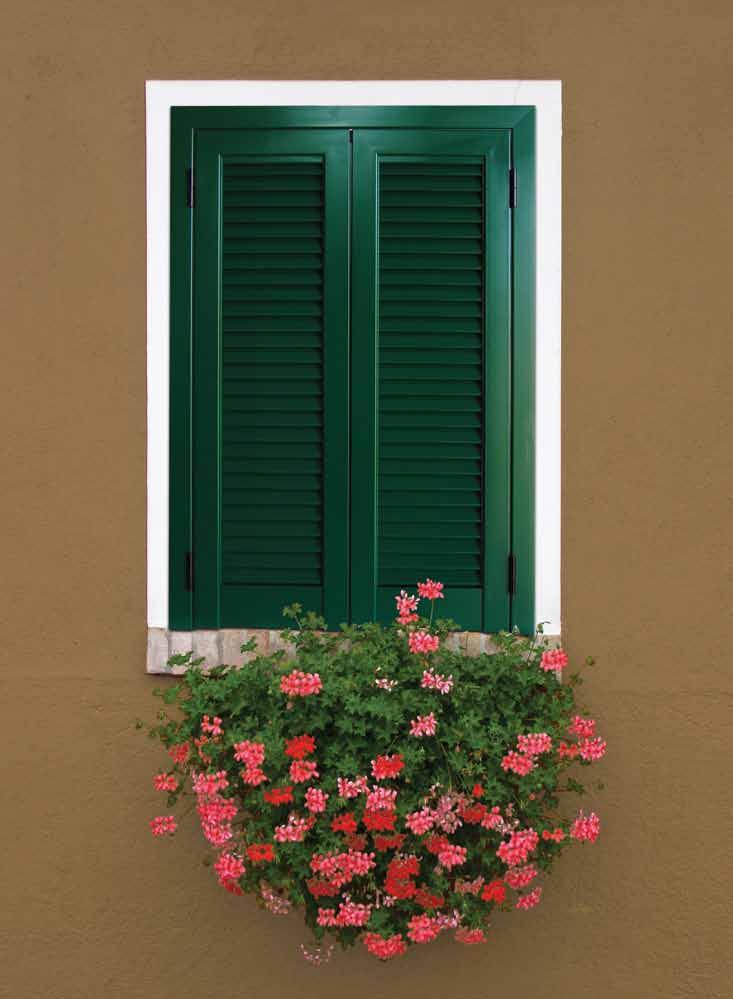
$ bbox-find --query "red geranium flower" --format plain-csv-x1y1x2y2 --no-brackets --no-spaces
459,803,487,824
363,809,396,832
246,843,275,863
371,754,405,780
373,833,406,851
331,812,358,835
284,734,316,759
306,877,340,898
385,857,420,899
481,880,507,904
263,785,294,805
424,834,450,855
414,886,444,910
345,833,368,851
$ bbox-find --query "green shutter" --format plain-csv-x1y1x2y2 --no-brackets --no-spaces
191,129,350,628
351,130,512,631
170,108,534,635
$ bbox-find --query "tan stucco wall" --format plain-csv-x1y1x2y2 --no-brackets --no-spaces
2,3,732,997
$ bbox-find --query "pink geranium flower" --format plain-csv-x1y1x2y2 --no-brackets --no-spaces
201,715,223,737
153,773,178,792
304,787,329,813
289,759,320,784
515,887,542,910
395,590,420,625
149,815,177,837
214,852,245,889
570,811,601,843
540,648,568,672
568,715,596,738
280,670,322,696
233,740,265,767
437,844,467,870
421,669,454,694
417,579,444,601
408,631,440,655
497,828,539,866
405,808,436,835
517,733,553,756
501,751,535,776
454,927,486,944
578,737,607,761
337,775,369,799
407,914,442,943
362,933,407,960
410,713,437,737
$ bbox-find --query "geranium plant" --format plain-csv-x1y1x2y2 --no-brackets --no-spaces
144,581,606,963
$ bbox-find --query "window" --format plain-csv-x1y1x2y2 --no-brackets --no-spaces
168,106,533,634
146,82,562,650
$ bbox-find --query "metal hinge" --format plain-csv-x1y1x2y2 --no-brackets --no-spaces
507,553,517,595
186,167,194,208
184,551,194,592
349,128,354,143
509,168,517,209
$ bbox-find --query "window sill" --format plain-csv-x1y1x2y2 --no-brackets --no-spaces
146,627,561,674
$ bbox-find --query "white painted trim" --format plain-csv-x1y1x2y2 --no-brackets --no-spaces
146,80,562,634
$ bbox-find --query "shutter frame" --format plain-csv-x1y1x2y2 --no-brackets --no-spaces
169,107,536,635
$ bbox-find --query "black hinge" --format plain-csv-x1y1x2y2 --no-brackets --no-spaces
186,167,194,208
509,168,517,209
184,551,194,592
349,128,354,143
507,553,517,595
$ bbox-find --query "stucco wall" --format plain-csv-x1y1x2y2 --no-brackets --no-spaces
2,2,732,997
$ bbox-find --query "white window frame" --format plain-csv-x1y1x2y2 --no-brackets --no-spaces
146,80,562,636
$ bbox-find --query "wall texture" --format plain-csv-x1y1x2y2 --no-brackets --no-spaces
2,2,732,997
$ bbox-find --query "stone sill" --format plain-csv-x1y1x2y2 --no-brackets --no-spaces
146,627,561,674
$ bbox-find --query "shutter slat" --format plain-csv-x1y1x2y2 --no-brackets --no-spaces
223,317,323,332
224,490,321,505
223,177,324,191
381,286,481,302
223,523,323,538
381,270,482,286
223,415,323,429
383,234,481,246
223,427,323,443
223,255,322,270
224,349,322,364
379,163,482,175
223,286,323,302
222,567,322,584
381,255,480,270
224,541,321,553
380,191,482,206
223,192,324,206
221,160,325,587
377,159,484,588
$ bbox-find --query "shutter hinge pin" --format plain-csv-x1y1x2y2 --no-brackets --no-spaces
509,167,517,209
185,551,194,592
507,553,517,595
186,167,194,208
349,128,354,143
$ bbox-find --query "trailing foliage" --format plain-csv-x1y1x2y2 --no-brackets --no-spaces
143,583,605,963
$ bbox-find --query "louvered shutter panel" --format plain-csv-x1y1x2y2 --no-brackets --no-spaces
351,130,512,631
191,130,350,628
